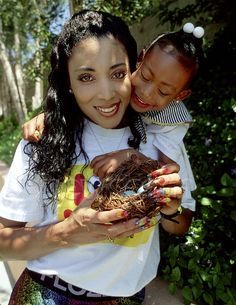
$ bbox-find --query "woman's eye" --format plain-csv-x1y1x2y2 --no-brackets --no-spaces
78,74,94,82
112,71,127,79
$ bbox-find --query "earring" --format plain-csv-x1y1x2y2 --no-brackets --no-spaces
173,99,180,103
69,88,73,94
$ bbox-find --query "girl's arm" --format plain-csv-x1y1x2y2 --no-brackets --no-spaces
160,208,194,235
91,149,149,180
22,113,45,142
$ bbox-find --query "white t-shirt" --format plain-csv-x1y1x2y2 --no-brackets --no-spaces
146,123,196,211
0,120,161,297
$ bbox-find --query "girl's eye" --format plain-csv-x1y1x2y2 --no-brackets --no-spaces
159,90,170,96
78,74,94,82
112,70,127,79
140,70,150,81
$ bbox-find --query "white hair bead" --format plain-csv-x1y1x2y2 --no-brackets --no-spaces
193,26,205,38
183,22,194,33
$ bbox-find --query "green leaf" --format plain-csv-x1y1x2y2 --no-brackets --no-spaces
218,187,235,197
188,258,196,271
213,274,219,287
201,197,212,206
230,210,236,221
182,286,193,302
192,286,202,299
171,267,181,282
221,173,236,187
203,292,214,305
199,270,208,281
168,282,176,294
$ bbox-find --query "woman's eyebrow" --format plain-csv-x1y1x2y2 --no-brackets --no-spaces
74,63,126,72
110,63,126,69
74,67,95,72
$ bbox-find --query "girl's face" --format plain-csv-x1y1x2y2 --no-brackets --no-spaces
130,45,192,112
68,36,131,129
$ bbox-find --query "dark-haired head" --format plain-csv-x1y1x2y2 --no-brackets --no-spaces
146,23,205,87
130,23,205,114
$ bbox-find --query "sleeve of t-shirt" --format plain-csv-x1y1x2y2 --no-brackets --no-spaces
0,140,44,222
146,124,196,211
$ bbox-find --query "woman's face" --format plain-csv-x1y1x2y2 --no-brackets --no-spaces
130,45,192,112
68,36,131,129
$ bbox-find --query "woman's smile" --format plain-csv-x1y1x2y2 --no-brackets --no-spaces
95,102,120,117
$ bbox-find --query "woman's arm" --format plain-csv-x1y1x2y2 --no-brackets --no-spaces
0,193,142,261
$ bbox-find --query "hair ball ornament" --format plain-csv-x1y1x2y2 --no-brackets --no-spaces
183,22,194,33
91,158,167,220
193,26,204,38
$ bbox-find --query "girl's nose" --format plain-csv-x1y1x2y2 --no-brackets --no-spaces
141,83,155,99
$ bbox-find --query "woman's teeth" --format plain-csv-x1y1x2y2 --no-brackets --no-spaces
97,105,117,113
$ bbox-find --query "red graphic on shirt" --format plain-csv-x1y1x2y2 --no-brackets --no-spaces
64,209,72,218
74,173,85,205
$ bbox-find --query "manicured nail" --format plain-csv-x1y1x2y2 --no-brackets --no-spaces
135,216,148,227
148,167,169,179
117,210,129,218
149,189,165,198
159,198,171,204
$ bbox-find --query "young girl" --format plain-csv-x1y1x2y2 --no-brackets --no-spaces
24,22,204,220
91,23,205,216
0,10,183,305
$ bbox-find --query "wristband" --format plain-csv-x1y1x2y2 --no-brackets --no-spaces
160,208,181,224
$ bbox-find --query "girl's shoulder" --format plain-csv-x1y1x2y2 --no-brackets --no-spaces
141,101,193,126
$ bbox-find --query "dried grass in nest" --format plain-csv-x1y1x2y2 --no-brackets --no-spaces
91,158,162,219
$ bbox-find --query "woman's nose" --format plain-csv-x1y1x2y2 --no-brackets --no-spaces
97,79,115,100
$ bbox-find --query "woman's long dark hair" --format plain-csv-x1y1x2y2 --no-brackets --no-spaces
25,10,138,205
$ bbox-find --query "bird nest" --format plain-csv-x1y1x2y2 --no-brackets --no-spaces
91,158,163,219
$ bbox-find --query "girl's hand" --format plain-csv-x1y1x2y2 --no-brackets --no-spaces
91,149,148,180
22,113,45,142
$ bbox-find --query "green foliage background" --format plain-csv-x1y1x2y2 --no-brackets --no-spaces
0,0,235,304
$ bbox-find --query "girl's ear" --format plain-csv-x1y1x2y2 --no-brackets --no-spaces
176,89,192,101
136,48,146,68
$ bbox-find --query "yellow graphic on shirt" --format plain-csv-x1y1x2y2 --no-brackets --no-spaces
57,164,155,247
57,165,95,221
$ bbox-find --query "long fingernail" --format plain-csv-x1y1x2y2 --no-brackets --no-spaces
148,167,169,179
135,217,148,226
159,198,171,204
117,210,129,218
149,189,165,198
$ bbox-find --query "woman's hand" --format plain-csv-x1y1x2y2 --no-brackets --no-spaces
91,149,148,180
22,113,45,142
57,192,144,245
0,192,145,260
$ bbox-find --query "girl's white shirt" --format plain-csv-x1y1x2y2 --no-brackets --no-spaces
146,123,196,211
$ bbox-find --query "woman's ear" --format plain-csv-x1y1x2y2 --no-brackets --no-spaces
176,89,192,101
136,48,146,68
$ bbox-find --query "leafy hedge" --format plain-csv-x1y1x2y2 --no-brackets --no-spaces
158,3,236,304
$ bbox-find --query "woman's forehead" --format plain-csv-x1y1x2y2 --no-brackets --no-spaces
69,36,128,66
